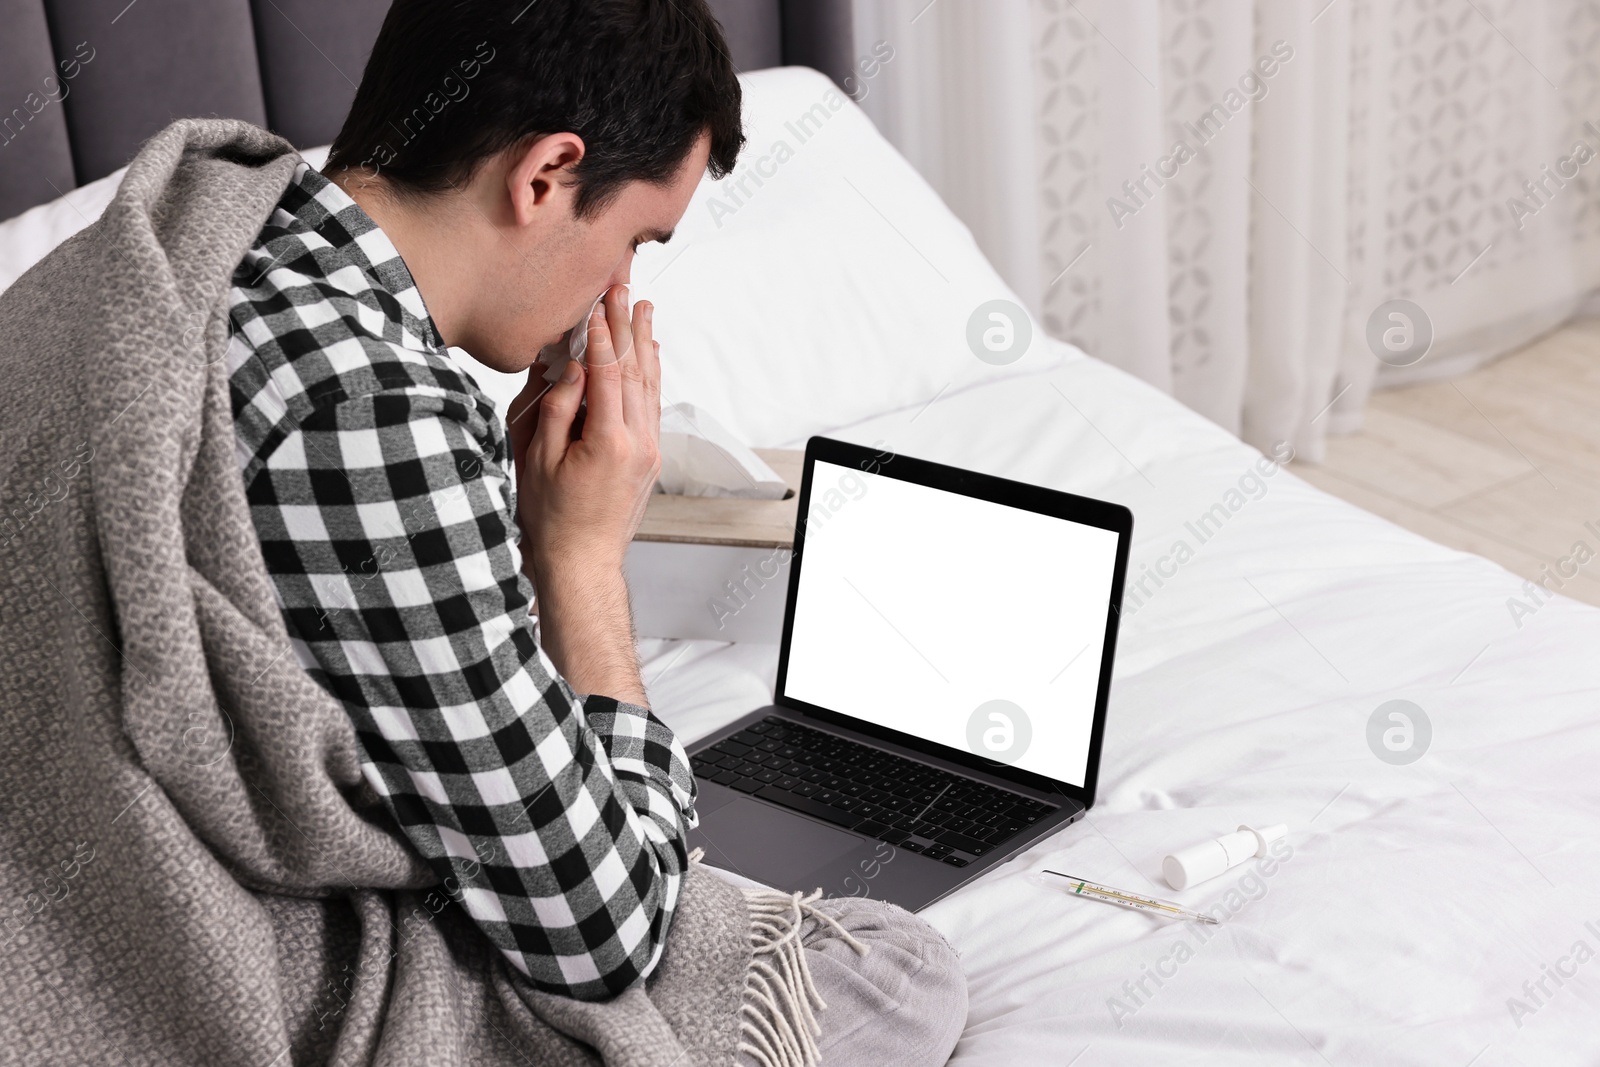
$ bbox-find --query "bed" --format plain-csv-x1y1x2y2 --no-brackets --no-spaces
606,74,1600,1067
4,7,1599,1067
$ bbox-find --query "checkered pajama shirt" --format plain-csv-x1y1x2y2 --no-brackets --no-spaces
224,163,698,1000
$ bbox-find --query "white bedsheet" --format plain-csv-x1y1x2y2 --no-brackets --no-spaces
643,339,1600,1066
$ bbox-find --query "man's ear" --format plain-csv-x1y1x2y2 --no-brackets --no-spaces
506,132,586,228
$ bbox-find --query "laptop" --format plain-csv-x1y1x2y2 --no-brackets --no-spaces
685,436,1133,910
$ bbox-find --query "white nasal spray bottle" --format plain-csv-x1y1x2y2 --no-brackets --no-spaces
1162,824,1287,891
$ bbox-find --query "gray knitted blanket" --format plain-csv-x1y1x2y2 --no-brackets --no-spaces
0,119,854,1067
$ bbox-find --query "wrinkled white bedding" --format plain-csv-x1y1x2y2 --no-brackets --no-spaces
644,339,1600,1066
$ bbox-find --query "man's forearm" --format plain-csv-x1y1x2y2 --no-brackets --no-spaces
531,557,648,706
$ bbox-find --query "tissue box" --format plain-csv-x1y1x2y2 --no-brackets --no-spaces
625,449,802,642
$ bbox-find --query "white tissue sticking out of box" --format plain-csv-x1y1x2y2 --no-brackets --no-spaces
657,402,789,499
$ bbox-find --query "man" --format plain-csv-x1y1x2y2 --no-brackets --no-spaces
4,0,966,1061
228,0,741,1001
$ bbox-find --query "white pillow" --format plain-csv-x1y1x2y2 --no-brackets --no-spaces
0,145,331,295
626,67,1063,448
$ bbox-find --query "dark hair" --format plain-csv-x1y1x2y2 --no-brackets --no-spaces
326,0,745,217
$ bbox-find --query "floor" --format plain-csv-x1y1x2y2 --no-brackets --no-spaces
1293,319,1600,608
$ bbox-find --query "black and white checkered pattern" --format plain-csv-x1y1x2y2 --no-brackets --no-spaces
225,163,697,1000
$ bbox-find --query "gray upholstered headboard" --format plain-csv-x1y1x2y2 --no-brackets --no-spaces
0,0,853,222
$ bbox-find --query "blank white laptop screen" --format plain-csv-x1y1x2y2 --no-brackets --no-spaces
782,460,1121,787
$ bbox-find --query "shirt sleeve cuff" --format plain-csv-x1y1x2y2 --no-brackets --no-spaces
581,694,699,831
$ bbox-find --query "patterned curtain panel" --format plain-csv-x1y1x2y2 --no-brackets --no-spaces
853,0,1600,460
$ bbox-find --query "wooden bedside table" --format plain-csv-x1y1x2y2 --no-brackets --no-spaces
633,448,802,548
625,448,803,642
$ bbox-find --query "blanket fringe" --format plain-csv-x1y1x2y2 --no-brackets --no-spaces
687,847,870,1067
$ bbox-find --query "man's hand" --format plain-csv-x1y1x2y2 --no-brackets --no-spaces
511,284,661,704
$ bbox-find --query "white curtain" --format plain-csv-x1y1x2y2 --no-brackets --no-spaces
851,0,1600,461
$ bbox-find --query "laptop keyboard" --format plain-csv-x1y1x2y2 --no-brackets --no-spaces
690,715,1057,867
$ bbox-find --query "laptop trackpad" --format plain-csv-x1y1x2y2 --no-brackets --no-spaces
694,797,864,892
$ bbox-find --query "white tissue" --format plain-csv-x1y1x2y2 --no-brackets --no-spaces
656,403,788,499
540,292,605,386
568,292,600,363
